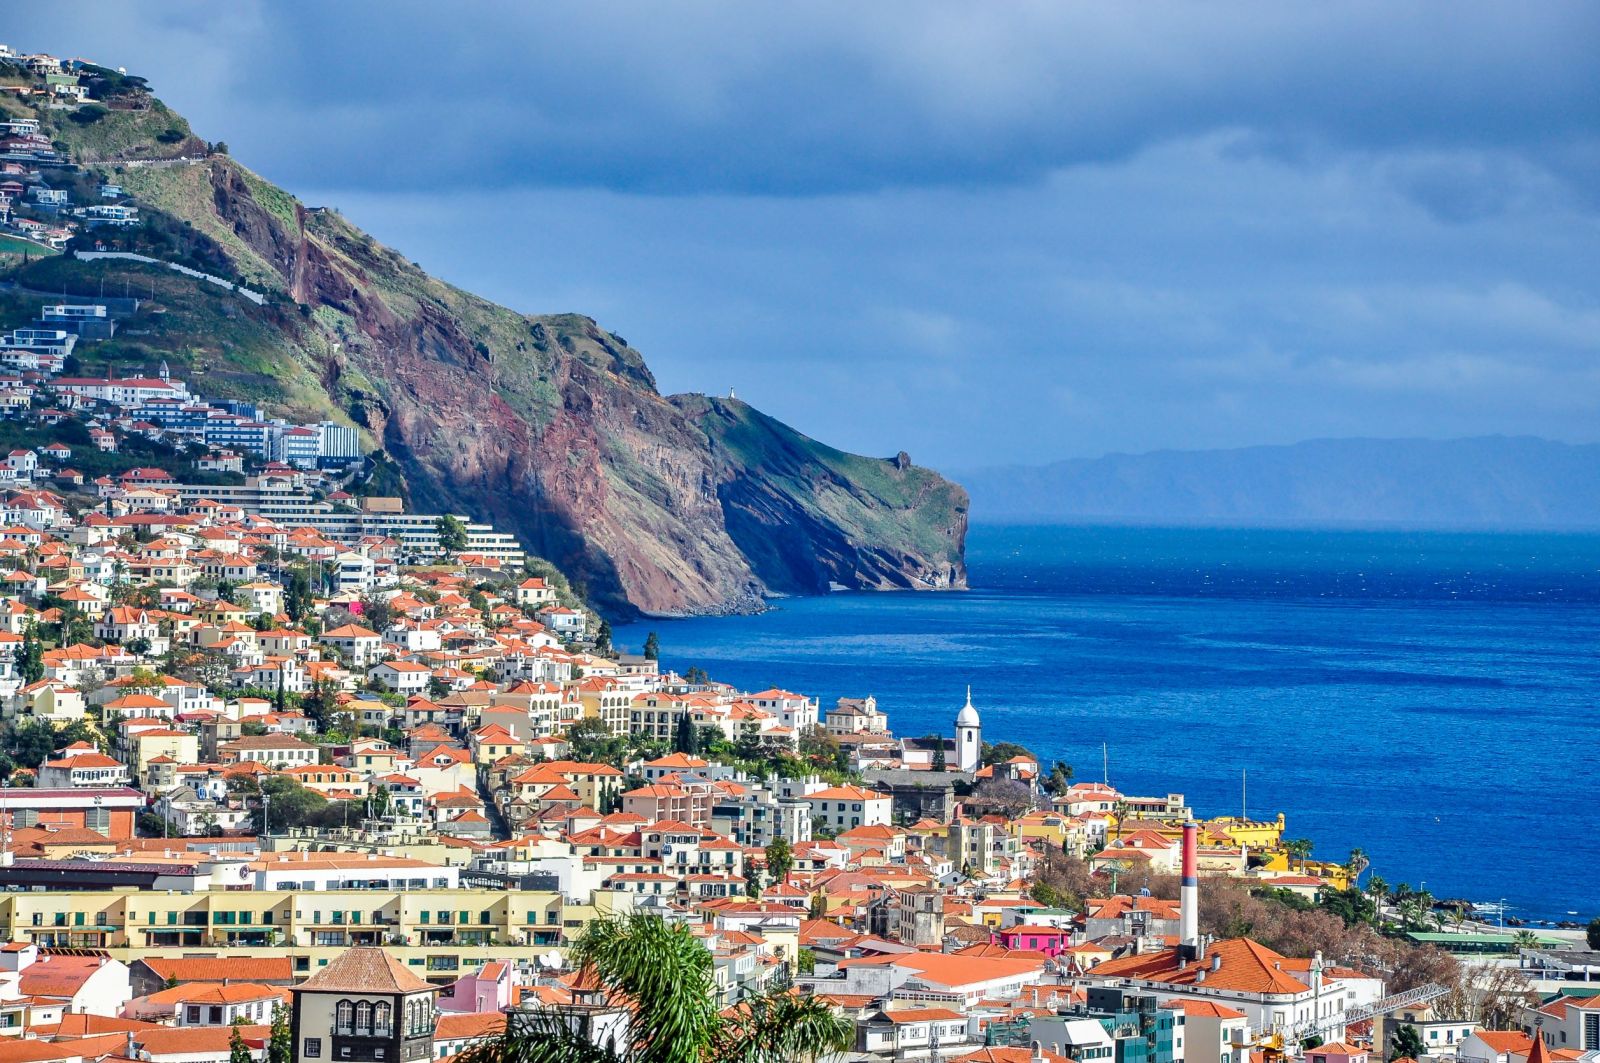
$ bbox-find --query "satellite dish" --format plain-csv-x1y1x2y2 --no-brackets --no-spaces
540,951,561,969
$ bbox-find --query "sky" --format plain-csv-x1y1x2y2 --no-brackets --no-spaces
14,3,1599,470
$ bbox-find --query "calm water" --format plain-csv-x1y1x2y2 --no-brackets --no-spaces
616,525,1600,923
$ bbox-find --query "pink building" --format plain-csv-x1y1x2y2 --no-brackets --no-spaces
437,960,513,1014
992,924,1070,957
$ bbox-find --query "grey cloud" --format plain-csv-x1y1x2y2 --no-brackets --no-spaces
13,2,1599,198
8,4,1596,466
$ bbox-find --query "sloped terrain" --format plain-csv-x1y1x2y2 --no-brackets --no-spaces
13,73,967,615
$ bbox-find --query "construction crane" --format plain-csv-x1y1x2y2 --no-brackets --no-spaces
1229,982,1450,1062
1300,982,1452,1044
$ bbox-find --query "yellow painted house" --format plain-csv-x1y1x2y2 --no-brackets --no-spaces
20,680,87,725
1206,813,1287,849
130,728,200,773
1012,810,1076,849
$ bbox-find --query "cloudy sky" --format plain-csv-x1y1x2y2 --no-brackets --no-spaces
16,3,1598,469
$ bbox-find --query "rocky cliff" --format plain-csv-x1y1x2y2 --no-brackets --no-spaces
15,78,966,616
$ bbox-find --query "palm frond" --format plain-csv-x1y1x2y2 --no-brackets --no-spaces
456,1005,626,1063
574,913,722,1063
718,990,854,1063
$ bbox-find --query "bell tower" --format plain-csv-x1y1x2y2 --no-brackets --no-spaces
955,686,981,773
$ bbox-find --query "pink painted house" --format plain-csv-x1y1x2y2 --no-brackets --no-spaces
992,924,1070,957
437,960,513,1013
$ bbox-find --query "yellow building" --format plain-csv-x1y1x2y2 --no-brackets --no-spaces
129,728,200,773
576,680,632,736
20,681,87,725
0,888,573,984
1206,813,1287,850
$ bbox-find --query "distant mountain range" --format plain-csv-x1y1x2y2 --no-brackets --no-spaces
960,436,1600,528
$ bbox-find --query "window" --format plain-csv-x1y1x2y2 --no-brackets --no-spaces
304,1039,321,1058
374,1002,392,1036
186,1006,201,1024
355,1001,372,1035
336,1000,354,1035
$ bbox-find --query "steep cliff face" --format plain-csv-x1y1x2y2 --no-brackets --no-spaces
34,92,967,616
676,397,968,596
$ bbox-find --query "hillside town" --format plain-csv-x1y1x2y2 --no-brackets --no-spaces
0,36,1593,1063
0,430,1589,1063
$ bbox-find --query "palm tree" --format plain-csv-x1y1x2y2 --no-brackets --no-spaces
1416,888,1436,924
1112,800,1130,843
458,913,851,1063
1283,838,1314,873
1511,930,1541,952
1345,848,1369,885
1366,873,1389,921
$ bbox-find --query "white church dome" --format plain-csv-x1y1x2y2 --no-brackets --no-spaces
955,686,980,727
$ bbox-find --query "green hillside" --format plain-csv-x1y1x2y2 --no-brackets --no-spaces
0,56,967,616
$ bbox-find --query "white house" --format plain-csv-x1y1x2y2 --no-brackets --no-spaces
805,785,893,832
369,659,433,696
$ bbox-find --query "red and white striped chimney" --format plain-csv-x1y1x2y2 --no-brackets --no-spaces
1180,820,1200,952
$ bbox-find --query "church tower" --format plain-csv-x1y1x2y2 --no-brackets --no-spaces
955,686,981,773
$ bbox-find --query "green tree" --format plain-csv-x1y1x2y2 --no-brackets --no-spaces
1317,887,1376,928
1283,837,1314,872
673,714,698,755
642,631,660,661
18,623,45,685
1587,916,1600,951
1030,881,1069,909
981,741,1033,766
1366,873,1390,911
435,515,469,558
566,718,628,767
229,1024,251,1063
925,735,946,772
1044,760,1073,796
459,913,851,1063
268,1005,293,1063
7,718,58,769
764,837,794,885
594,619,613,656
285,569,314,623
1112,799,1131,842
1511,930,1541,951
807,893,826,921
1390,1024,1425,1062
252,776,332,834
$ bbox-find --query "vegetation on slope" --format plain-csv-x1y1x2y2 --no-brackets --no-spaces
0,61,968,614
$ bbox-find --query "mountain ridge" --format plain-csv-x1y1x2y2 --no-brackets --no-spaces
960,435,1600,528
1,60,967,616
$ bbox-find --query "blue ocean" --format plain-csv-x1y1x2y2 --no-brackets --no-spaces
617,525,1600,924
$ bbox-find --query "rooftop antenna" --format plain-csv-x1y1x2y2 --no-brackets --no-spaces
1102,742,1108,786
1241,768,1247,821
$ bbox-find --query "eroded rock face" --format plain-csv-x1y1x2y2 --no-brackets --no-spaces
200,160,968,615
